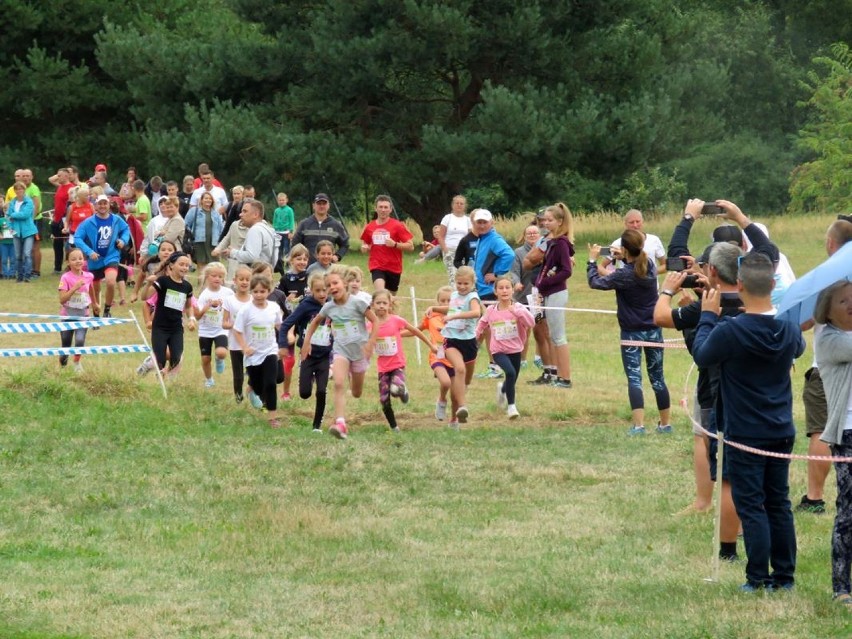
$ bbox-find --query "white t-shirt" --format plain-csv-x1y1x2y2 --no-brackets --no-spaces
222,295,252,350
195,286,235,338
440,213,472,252
190,186,229,211
234,301,283,367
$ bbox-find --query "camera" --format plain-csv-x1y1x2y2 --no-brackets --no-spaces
666,257,688,272
702,203,724,216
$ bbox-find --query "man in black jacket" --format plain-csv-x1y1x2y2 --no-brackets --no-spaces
291,193,349,264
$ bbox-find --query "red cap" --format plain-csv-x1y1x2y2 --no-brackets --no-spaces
95,163,107,172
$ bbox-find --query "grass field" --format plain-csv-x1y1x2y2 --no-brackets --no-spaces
1,211,849,638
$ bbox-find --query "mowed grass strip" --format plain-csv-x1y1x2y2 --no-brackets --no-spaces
0,213,846,638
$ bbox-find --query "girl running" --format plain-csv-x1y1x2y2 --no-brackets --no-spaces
428,265,481,427
147,252,195,377
57,247,97,373
475,274,535,419
193,262,233,388
302,264,380,439
222,265,253,404
418,285,454,420
346,265,374,305
371,289,436,432
233,273,284,427
305,240,335,278
278,272,331,432
277,243,310,400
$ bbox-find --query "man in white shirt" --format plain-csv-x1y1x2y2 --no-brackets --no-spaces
602,209,666,274
190,171,229,215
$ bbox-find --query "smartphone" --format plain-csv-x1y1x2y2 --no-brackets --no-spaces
681,275,699,288
666,257,688,272
702,203,724,216
599,246,612,257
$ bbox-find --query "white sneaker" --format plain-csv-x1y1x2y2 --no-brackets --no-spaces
507,405,520,419
435,400,447,421
496,382,507,409
136,355,154,376
205,378,215,388
73,361,84,374
247,390,263,410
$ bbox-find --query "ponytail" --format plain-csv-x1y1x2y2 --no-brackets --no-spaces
620,229,649,278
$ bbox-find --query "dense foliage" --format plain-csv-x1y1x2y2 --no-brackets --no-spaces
0,0,849,227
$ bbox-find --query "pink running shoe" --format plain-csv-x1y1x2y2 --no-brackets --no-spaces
329,418,348,440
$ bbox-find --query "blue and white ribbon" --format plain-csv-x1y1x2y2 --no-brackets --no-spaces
0,319,130,333
0,345,150,358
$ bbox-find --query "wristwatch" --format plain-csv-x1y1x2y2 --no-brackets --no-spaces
587,259,596,265
661,289,676,297
683,213,694,222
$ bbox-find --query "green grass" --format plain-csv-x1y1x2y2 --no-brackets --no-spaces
0,213,849,638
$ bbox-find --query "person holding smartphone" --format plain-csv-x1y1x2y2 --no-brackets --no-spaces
601,209,666,275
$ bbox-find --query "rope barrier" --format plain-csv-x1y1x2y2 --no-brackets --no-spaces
0,318,132,333
0,345,151,357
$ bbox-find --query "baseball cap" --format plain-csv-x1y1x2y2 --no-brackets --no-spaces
712,225,743,245
95,163,107,172
697,243,716,266
314,193,329,203
95,194,110,203
472,209,493,222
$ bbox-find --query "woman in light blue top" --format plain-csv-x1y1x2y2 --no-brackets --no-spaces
6,181,37,282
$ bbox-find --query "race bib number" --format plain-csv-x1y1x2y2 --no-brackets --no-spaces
492,319,519,341
66,292,88,309
372,230,390,246
332,319,360,343
200,306,223,328
311,324,331,347
251,324,273,344
374,336,398,357
164,289,187,311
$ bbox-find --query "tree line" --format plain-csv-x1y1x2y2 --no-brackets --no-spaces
0,0,849,229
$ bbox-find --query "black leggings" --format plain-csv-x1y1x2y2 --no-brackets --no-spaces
59,317,87,360
300,352,330,429
246,354,279,411
151,326,184,370
230,349,245,397
493,351,522,405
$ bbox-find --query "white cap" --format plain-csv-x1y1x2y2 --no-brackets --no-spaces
95,194,110,203
472,208,492,222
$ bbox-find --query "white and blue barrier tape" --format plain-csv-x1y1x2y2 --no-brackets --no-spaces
0,319,131,333
0,345,150,358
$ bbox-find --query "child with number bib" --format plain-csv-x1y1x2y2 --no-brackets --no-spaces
193,262,233,388
475,274,535,419
277,243,310,400
302,265,379,439
57,247,98,373
222,265,253,404
278,272,331,432
419,285,455,420
371,289,436,432
148,252,195,377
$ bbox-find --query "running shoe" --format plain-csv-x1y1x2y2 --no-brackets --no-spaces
507,405,520,419
215,357,225,374
456,406,469,423
435,400,447,421
329,418,348,440
205,378,215,388
527,373,550,385
247,390,263,410
628,425,646,436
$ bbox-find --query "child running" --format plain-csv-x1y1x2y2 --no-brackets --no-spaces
146,252,195,377
428,265,481,426
233,273,284,427
371,289,436,432
222,265,253,404
193,261,234,388
278,272,331,432
305,240,335,278
302,264,380,439
277,243,310,400
419,285,454,420
475,274,535,419
57,247,97,373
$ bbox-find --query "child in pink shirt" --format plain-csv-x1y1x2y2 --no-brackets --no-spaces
57,247,98,372
371,290,436,432
475,274,535,419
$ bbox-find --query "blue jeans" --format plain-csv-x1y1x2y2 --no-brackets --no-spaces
727,437,796,587
13,234,34,281
619,328,670,411
0,242,14,277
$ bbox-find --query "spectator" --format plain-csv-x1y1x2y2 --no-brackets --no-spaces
602,209,666,275
224,199,278,268
5,182,38,282
439,195,472,285
291,193,349,264
190,171,228,215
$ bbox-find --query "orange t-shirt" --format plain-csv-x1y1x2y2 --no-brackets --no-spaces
420,313,451,368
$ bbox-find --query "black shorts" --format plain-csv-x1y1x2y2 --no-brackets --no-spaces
199,335,228,356
370,269,401,293
444,337,478,364
89,263,120,281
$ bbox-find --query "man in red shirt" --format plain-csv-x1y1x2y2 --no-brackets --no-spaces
359,195,414,293
50,168,73,273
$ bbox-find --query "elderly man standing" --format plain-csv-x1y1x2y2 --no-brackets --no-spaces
291,193,349,264
603,209,666,274
224,199,278,268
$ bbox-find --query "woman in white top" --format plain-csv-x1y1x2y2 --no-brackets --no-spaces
438,195,472,286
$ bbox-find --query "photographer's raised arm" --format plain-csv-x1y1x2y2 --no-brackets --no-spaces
667,199,704,258
717,199,780,264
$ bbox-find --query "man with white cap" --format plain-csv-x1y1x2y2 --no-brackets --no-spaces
74,194,130,318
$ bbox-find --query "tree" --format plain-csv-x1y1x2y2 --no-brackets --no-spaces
789,43,852,213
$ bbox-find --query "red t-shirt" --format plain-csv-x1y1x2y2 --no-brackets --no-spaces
68,202,94,233
360,218,413,274
53,183,73,223
373,314,408,373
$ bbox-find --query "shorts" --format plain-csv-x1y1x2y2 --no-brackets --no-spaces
803,367,827,436
89,263,120,281
334,353,369,374
444,337,478,364
370,269,401,293
199,334,228,356
431,361,456,377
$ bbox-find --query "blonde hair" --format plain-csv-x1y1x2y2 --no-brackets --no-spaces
543,202,574,242
307,272,327,291
455,265,475,283
345,265,363,283
90,186,104,198
233,264,252,283
324,264,350,282
372,289,394,305
436,285,453,301
199,261,226,291
288,243,309,263
493,274,513,289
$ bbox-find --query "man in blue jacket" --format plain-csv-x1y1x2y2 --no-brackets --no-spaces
692,252,805,593
471,209,514,300
74,195,130,319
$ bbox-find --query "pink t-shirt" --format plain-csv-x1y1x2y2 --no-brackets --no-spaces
58,270,94,316
373,314,408,373
475,303,535,355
